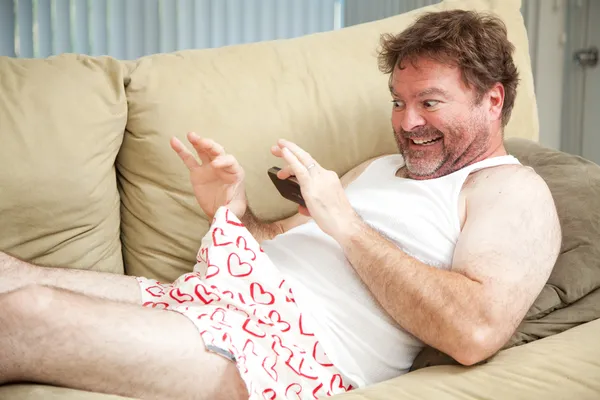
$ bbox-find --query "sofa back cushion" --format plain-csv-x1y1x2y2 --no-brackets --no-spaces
120,0,537,281
0,55,128,274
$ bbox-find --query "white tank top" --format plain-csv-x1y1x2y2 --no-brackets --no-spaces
261,154,521,388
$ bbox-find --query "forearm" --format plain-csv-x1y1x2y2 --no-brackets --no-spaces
0,252,141,304
240,206,283,243
335,220,489,362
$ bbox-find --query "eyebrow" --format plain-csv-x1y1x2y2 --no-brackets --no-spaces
416,87,450,98
388,86,450,99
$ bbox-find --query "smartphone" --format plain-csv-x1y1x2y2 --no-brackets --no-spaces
267,166,306,207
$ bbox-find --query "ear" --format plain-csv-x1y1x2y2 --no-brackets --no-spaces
487,83,505,122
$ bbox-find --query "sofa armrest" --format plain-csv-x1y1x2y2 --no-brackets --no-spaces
333,318,600,399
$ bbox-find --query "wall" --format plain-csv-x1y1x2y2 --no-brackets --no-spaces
522,0,568,150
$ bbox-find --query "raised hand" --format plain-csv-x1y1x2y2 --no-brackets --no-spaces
171,132,247,219
271,139,359,241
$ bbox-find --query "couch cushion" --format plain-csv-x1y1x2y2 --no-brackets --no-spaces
0,55,128,274
0,384,132,400
121,0,536,282
410,137,600,370
334,318,600,399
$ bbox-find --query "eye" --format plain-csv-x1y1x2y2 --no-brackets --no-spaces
391,100,405,110
423,100,440,109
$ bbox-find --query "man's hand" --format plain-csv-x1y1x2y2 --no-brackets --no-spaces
272,139,359,240
171,132,247,219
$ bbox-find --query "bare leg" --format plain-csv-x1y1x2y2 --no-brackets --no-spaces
0,251,141,303
0,285,248,400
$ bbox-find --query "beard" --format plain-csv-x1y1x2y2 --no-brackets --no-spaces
394,114,491,178
394,125,448,177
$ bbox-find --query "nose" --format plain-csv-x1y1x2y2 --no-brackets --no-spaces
393,106,426,132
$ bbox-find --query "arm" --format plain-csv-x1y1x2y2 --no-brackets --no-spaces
334,165,561,365
240,208,309,243
241,157,380,243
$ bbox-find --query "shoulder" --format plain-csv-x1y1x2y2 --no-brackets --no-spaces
464,163,551,203
340,154,391,188
463,162,561,242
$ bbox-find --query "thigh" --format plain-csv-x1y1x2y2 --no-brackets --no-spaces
5,285,248,400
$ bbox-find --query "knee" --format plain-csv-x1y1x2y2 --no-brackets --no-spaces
1,284,57,321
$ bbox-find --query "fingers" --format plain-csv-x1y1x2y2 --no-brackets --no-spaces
272,140,319,182
276,165,294,180
277,139,319,169
187,132,226,164
170,137,200,170
211,154,242,175
280,147,310,184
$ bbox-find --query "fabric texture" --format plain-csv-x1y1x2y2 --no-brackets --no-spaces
119,0,536,282
0,54,129,274
137,207,352,399
410,137,600,371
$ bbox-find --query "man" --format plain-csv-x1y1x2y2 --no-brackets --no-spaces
0,9,560,400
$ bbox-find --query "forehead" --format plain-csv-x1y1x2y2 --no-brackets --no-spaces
389,57,469,96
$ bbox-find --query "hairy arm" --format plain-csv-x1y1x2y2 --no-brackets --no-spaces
334,165,561,365
240,157,379,243
240,208,309,243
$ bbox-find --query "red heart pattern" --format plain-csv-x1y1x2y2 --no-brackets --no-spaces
205,263,220,279
286,356,318,380
313,341,334,367
268,310,291,332
285,383,303,399
145,286,164,297
242,318,266,338
262,354,279,382
196,246,208,263
137,206,352,400
212,227,232,247
312,383,324,400
250,282,275,305
271,335,294,359
330,374,347,393
243,338,258,356
194,284,221,305
299,314,315,336
142,301,169,309
261,388,276,400
236,236,257,261
228,253,253,277
169,288,194,304
184,272,202,282
225,208,244,227
210,308,231,328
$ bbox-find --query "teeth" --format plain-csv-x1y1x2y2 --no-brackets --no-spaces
412,138,439,144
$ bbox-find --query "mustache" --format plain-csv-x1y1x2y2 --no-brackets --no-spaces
396,126,443,139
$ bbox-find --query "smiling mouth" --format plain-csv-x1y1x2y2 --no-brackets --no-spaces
411,137,442,145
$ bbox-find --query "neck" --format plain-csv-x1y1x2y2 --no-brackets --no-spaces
403,138,508,180
468,140,508,165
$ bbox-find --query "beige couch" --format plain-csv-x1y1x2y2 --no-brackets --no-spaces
1,0,599,398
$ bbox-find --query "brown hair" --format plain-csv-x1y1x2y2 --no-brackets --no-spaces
378,10,519,127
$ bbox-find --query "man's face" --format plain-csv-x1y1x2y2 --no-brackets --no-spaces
390,57,495,180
